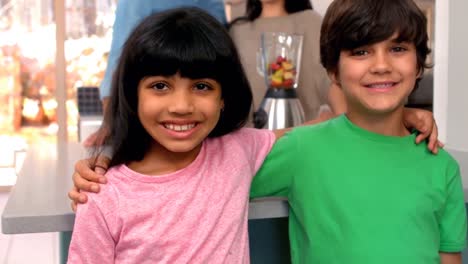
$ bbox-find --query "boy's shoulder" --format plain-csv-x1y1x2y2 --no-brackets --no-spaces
272,117,344,152
288,115,344,138
427,147,461,171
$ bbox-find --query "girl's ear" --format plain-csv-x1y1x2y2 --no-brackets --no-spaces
220,100,225,112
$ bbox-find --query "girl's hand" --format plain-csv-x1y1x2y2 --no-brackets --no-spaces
68,155,111,212
403,108,444,154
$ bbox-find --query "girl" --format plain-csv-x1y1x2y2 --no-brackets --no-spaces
229,0,346,120
83,0,227,146
68,6,441,264
68,7,282,263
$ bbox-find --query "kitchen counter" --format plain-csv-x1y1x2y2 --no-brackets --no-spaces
1,142,81,234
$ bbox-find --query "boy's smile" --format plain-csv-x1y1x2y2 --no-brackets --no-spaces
332,34,420,116
364,81,398,92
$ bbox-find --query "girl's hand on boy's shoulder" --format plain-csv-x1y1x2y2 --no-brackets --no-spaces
403,107,444,154
68,155,110,212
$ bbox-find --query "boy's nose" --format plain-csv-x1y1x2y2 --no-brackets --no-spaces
370,52,392,74
168,90,195,114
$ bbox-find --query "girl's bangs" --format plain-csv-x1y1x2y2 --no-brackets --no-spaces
137,30,226,81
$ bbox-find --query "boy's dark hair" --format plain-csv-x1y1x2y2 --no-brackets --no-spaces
104,7,253,167
320,0,431,79
230,0,312,26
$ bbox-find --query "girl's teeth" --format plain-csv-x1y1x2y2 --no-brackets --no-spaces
165,124,195,131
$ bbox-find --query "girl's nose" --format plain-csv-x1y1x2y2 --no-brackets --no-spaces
167,90,194,114
370,51,392,74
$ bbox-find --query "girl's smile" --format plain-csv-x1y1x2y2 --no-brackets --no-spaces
161,121,200,139
162,122,197,132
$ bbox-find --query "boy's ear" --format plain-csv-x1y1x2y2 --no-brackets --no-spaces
328,71,341,87
416,68,423,79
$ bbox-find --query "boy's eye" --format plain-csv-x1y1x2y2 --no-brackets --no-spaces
351,49,368,56
151,82,168,90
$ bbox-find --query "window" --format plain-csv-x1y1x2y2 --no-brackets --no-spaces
0,0,117,185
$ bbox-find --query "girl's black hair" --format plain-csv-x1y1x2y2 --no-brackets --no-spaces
229,0,313,27
102,7,253,168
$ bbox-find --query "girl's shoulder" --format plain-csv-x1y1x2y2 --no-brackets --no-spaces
206,128,275,153
205,128,276,169
224,127,275,142
81,166,123,213
207,128,273,144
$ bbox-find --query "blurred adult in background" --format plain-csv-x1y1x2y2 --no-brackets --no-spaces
229,0,346,122
84,0,227,146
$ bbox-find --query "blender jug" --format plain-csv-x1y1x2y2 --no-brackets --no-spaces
254,32,305,129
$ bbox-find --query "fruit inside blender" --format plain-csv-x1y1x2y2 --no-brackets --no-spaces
268,55,296,89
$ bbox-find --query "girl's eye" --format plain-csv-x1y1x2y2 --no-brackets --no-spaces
391,46,408,53
194,83,212,91
151,82,168,91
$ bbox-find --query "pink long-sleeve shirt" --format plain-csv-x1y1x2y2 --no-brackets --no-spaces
68,128,275,263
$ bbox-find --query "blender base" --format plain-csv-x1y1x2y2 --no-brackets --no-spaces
254,89,305,130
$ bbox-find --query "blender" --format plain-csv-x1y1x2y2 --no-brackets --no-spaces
254,32,305,130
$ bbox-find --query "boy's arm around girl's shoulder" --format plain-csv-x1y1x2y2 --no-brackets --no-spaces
250,116,333,198
250,127,305,198
440,252,462,264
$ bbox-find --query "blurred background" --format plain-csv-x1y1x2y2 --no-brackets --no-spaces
0,0,117,186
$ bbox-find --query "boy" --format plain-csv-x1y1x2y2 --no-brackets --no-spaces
250,0,467,263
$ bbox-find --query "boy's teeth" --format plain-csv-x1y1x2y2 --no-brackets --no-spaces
164,124,195,131
369,83,393,89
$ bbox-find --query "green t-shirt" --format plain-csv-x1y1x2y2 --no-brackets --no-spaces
251,115,467,264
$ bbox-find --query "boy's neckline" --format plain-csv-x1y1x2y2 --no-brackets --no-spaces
345,110,411,137
340,114,417,145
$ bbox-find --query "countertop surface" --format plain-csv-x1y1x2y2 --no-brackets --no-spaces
2,142,83,234
2,142,467,234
